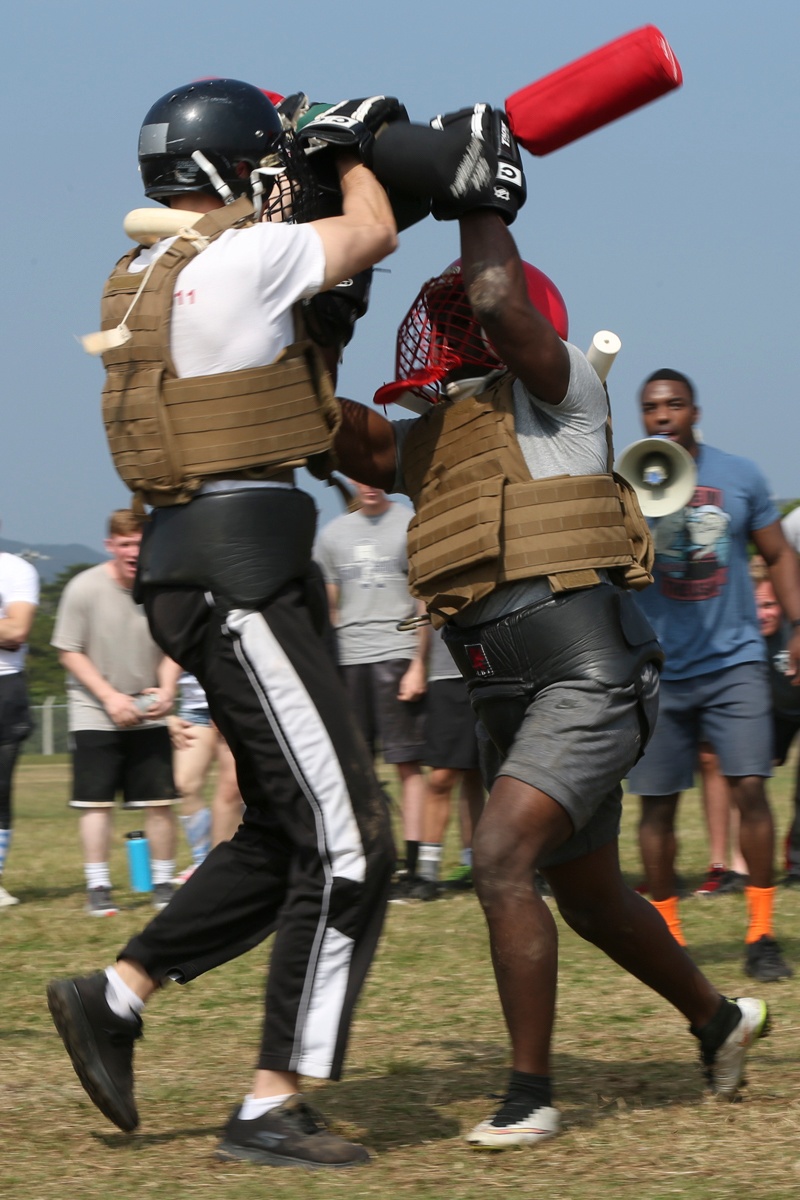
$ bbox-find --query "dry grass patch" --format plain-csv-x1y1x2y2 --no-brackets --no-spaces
2,754,799,1199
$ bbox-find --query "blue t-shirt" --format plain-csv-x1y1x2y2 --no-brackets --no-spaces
634,444,779,680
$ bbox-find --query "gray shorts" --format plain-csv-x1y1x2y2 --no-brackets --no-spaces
341,659,427,764
494,667,659,867
626,661,774,795
444,585,662,868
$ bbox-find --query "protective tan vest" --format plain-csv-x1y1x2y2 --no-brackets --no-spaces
99,197,340,507
402,374,653,627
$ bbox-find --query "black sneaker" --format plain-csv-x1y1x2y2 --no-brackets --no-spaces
745,935,793,982
46,973,142,1131
215,1095,371,1168
780,872,800,888
716,870,749,895
408,878,441,902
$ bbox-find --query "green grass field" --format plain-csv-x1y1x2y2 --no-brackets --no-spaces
2,755,800,1200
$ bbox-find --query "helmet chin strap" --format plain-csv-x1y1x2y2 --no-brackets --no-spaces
191,150,235,204
249,165,283,221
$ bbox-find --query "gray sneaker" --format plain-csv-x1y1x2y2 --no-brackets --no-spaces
46,972,142,1131
152,882,176,911
216,1095,371,1168
86,887,119,917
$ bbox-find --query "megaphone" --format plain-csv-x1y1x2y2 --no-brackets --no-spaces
615,436,697,517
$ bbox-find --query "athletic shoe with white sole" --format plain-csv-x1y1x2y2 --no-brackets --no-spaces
152,881,176,911
46,972,142,1131
0,884,20,907
701,996,770,1099
85,886,119,916
467,1096,561,1148
216,1095,371,1168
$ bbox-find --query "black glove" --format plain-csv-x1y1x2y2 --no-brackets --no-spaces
295,97,409,165
302,267,373,350
429,104,526,224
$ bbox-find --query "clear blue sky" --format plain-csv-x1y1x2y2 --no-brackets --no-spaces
3,1,798,551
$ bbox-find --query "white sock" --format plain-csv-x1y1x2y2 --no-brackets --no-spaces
85,862,112,890
238,1092,295,1120
151,859,175,885
460,847,473,867
104,966,146,1021
418,842,442,882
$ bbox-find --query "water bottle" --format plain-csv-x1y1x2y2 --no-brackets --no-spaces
126,830,152,892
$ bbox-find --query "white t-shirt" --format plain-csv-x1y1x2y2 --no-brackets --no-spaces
782,505,800,554
0,552,40,675
130,222,326,377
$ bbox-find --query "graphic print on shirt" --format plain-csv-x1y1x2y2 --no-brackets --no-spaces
338,540,401,590
652,486,732,601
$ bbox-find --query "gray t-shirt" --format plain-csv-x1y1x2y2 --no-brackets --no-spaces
394,342,610,624
427,625,460,681
52,564,165,732
314,503,419,665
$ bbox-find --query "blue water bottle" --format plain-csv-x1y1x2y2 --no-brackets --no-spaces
126,830,152,892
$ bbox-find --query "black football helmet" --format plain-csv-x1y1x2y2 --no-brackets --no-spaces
138,78,284,203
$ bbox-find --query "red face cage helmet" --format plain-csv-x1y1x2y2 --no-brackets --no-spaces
373,260,569,407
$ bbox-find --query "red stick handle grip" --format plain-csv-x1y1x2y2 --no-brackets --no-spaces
505,25,682,156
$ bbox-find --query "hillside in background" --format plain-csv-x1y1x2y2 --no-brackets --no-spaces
0,537,103,583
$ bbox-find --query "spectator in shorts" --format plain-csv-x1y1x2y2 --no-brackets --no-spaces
414,625,485,900
628,369,800,979
749,557,800,884
314,482,427,895
52,510,178,915
0,533,39,906
166,668,244,883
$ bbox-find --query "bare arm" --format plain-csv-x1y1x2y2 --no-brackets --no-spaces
325,582,340,628
459,209,570,405
752,520,800,680
58,649,143,728
312,157,398,290
0,600,36,650
398,603,429,702
334,398,398,491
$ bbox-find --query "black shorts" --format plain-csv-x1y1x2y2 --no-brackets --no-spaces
773,712,800,766
423,678,480,770
0,672,33,745
341,660,427,764
69,727,177,808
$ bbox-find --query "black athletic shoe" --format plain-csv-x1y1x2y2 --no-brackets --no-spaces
46,973,142,1131
215,1095,371,1168
744,935,793,983
408,878,441,901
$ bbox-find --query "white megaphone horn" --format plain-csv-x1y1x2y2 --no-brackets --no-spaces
615,436,697,517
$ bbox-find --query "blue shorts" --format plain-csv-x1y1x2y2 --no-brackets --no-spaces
626,661,773,795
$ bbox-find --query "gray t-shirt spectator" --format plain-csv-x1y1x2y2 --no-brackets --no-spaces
314,503,418,665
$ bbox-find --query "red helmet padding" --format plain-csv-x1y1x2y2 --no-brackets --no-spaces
506,25,682,157
374,259,568,407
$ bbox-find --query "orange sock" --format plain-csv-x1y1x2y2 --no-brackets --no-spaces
651,896,687,946
745,885,775,943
